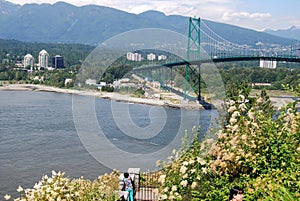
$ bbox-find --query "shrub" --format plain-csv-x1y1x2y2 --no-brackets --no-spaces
7,170,120,201
158,90,300,200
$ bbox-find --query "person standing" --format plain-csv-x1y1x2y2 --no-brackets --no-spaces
123,172,134,201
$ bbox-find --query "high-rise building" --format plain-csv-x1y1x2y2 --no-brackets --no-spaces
38,49,49,69
23,54,35,69
52,55,64,68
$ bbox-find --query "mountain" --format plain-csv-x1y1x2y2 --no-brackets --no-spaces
265,26,300,41
0,0,297,46
0,0,20,14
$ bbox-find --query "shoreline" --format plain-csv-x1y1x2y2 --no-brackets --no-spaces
0,84,298,110
0,84,205,110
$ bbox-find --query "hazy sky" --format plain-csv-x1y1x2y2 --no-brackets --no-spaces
7,0,300,31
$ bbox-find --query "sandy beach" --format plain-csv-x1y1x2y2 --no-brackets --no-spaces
0,84,205,110
0,84,298,110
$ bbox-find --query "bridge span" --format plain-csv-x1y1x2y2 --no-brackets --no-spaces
131,17,300,106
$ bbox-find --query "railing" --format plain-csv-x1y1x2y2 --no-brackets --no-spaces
117,169,161,201
135,171,161,201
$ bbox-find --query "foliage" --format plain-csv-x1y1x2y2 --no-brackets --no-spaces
282,83,300,95
158,88,300,200
219,67,300,91
101,85,114,92
6,170,120,201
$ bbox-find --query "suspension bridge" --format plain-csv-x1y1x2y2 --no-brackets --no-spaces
132,17,300,105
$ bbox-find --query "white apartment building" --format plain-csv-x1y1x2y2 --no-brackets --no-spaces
126,52,142,61
38,49,49,69
23,54,35,68
147,53,156,61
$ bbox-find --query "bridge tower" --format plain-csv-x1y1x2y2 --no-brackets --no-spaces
185,17,201,101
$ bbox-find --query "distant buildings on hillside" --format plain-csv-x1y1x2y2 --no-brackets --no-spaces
126,52,167,62
22,49,64,70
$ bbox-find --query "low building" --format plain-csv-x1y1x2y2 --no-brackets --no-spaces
259,59,277,68
158,55,167,61
85,78,97,85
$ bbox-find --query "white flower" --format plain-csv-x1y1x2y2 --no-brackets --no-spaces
232,111,240,118
238,94,245,102
248,110,255,120
232,124,239,132
155,160,161,167
229,117,237,124
172,149,177,155
229,100,235,106
257,97,263,103
171,185,177,192
227,106,236,113
182,174,188,179
183,161,189,166
180,165,187,174
189,159,195,164
17,185,23,192
180,180,188,187
197,157,206,165
160,194,168,200
238,103,247,111
191,182,197,189
51,170,57,176
158,174,166,184
201,167,208,174
4,194,11,200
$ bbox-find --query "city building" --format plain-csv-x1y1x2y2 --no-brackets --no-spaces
259,59,277,68
38,49,49,69
23,54,35,69
126,52,134,61
147,53,156,61
52,55,64,68
126,52,142,61
158,55,167,61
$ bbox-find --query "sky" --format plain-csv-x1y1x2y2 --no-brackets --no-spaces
6,0,300,31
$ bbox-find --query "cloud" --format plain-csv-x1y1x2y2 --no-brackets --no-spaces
222,11,272,21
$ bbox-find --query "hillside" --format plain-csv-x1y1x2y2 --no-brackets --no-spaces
0,0,297,46
265,26,300,41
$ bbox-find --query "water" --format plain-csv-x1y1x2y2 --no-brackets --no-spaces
0,90,217,198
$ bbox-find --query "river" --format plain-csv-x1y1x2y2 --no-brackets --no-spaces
0,90,218,198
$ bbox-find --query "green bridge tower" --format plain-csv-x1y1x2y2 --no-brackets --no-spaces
185,17,201,101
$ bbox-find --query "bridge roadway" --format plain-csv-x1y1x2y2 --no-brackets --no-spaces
133,56,300,71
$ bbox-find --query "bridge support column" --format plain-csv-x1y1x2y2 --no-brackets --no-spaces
186,17,201,100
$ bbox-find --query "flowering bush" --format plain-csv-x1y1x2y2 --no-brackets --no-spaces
158,90,300,200
5,170,120,201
